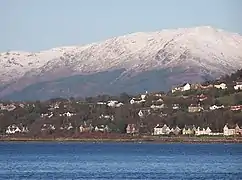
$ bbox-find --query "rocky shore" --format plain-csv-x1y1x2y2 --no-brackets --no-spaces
1,136,242,144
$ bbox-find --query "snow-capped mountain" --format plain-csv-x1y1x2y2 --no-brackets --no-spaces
1,26,242,100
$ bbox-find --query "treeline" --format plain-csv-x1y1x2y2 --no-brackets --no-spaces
0,69,242,136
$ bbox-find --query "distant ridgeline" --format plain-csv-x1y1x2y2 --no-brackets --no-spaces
0,69,242,137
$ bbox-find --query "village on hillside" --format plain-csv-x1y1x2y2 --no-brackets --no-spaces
1,70,242,139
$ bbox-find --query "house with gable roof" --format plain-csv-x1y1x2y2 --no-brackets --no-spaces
195,126,212,136
182,125,196,135
153,124,171,135
234,82,242,90
5,124,29,134
223,124,242,136
126,124,139,134
214,83,227,89
172,83,191,93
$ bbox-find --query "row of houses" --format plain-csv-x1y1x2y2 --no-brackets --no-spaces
126,123,242,136
5,123,111,134
172,82,242,93
4,122,242,137
155,124,242,136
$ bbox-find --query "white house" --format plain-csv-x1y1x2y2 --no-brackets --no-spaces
223,124,235,136
156,98,164,102
153,124,163,135
223,124,242,136
5,124,29,134
195,127,212,136
150,104,165,110
60,123,73,131
153,124,170,135
6,124,21,134
155,93,162,97
107,100,123,107
234,82,242,90
0,103,16,111
172,104,180,110
99,114,114,121
97,102,106,105
141,94,146,100
138,110,144,118
138,109,150,118
41,124,56,131
182,125,196,135
209,105,225,111
60,112,75,117
172,83,191,93
94,125,109,132
130,98,145,104
170,126,181,135
48,103,60,110
183,83,191,91
214,83,227,89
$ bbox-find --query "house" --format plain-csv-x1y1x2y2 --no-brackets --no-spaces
188,104,203,113
130,98,145,104
97,102,106,105
209,105,225,111
153,124,163,135
172,83,191,93
197,94,208,102
141,94,146,101
223,124,242,136
60,123,73,131
182,125,196,135
153,124,171,135
5,124,29,134
107,100,123,107
41,112,54,118
156,98,164,102
183,83,191,91
155,93,163,97
172,104,180,110
230,105,242,111
94,125,110,132
99,114,114,121
19,103,25,108
41,113,49,118
223,124,236,136
214,83,227,89
235,124,242,135
126,124,139,134
158,112,168,117
48,102,60,110
60,112,75,117
171,126,181,135
234,82,242,90
138,109,151,118
150,104,165,110
0,103,16,111
195,127,212,136
41,124,56,131
79,124,94,133
200,84,213,89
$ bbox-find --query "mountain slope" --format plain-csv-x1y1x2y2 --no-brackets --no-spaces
0,26,242,100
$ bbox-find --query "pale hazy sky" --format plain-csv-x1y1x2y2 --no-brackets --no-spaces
0,0,241,52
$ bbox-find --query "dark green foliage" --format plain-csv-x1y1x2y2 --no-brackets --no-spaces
1,69,242,136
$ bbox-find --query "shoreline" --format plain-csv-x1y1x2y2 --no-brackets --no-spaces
1,136,242,144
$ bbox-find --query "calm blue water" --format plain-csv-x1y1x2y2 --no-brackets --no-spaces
0,142,241,180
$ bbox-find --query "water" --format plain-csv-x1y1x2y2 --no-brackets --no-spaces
0,142,241,180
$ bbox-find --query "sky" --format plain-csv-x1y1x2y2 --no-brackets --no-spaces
0,0,241,52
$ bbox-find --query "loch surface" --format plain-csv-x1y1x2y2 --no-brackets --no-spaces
0,142,241,180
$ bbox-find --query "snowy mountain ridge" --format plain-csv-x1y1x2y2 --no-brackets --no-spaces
0,26,242,100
